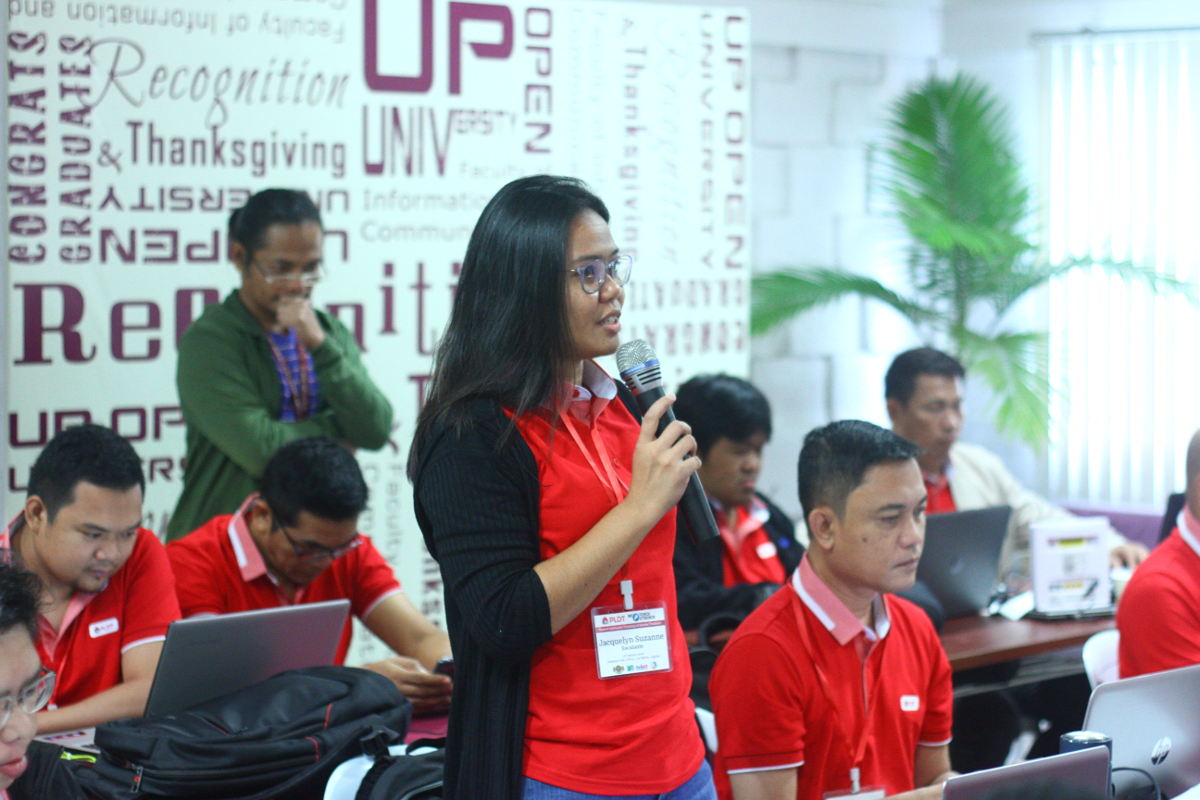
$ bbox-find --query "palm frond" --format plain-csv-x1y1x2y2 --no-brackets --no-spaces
954,328,1052,447
985,257,1197,318
750,268,929,335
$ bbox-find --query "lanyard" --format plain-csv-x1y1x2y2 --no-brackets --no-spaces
791,579,887,793
265,333,313,420
561,413,628,506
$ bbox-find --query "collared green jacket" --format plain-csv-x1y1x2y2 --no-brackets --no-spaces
168,290,393,540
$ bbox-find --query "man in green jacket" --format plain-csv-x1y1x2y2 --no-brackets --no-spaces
169,189,394,540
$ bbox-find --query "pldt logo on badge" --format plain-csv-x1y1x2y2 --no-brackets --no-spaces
1151,736,1172,766
900,695,920,712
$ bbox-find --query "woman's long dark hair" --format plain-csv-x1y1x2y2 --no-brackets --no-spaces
408,175,610,478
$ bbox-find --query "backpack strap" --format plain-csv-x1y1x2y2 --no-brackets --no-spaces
353,727,399,800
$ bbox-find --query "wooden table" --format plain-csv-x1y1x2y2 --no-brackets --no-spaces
940,614,1115,672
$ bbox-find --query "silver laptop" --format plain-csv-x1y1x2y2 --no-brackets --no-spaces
917,506,1012,618
38,599,349,751
1084,662,1200,798
943,746,1109,800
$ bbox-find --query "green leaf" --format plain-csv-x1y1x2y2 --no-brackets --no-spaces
751,268,930,335
954,328,1052,447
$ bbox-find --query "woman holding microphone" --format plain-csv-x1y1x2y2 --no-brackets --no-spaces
410,175,713,799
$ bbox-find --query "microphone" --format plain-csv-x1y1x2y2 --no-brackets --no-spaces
615,340,720,543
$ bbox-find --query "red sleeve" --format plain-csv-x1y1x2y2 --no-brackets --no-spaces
711,632,808,772
341,536,402,619
166,535,227,617
120,530,182,650
918,624,954,746
1118,564,1200,677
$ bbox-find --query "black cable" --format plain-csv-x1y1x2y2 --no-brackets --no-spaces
1112,765,1161,800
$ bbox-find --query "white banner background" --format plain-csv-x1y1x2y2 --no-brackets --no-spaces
3,0,750,664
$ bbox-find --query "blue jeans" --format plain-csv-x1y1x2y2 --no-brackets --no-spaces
522,760,716,800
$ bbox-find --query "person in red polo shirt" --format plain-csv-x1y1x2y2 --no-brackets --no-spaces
671,374,803,636
4,424,180,734
710,420,955,800
1118,429,1200,678
167,437,452,713
411,176,711,800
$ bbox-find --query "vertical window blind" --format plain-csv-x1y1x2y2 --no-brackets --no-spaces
1040,32,1200,508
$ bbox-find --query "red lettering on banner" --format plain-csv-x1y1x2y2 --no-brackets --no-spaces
111,302,162,361
363,0,513,96
15,283,96,364
7,406,183,449
6,30,49,264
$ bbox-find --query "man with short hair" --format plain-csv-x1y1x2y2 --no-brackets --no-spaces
0,564,84,799
672,374,803,633
1117,429,1200,677
4,425,180,733
169,188,394,539
885,346,1146,580
168,437,453,712
710,421,955,800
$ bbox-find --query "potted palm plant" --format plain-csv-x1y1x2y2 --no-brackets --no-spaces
752,73,1186,447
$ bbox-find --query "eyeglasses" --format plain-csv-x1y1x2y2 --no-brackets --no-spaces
567,254,633,295
250,258,324,287
0,667,55,729
274,522,362,562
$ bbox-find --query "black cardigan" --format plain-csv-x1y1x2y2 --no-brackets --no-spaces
672,491,803,631
413,398,549,800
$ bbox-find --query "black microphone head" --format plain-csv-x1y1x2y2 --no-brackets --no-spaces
615,340,663,395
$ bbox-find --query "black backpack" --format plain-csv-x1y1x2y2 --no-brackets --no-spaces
352,729,445,800
71,665,409,800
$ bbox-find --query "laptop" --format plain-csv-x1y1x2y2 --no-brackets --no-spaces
916,506,1012,618
1083,662,1200,798
943,746,1110,800
38,599,350,752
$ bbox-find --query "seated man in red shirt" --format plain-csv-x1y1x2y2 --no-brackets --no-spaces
1117,428,1200,677
710,420,955,800
167,437,453,712
672,374,802,636
4,424,180,733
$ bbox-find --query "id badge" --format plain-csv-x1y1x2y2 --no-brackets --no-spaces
823,788,884,800
590,603,673,679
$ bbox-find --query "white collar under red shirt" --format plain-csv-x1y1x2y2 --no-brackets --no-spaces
226,494,305,604
791,554,891,647
1177,506,1200,559
562,360,618,426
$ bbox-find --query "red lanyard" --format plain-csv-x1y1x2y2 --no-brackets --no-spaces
791,584,887,792
265,334,313,420
561,413,628,505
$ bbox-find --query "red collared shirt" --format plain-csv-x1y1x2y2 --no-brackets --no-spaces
165,495,402,665
1117,506,1200,678
715,497,786,587
511,363,703,795
924,469,956,515
711,555,953,800
2,516,179,711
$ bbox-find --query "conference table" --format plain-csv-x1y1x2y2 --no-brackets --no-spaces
940,613,1114,696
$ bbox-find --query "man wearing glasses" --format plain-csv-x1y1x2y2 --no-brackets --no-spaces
3,425,179,735
0,564,85,799
167,188,394,540
167,437,453,712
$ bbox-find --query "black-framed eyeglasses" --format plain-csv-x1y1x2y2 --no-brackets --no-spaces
567,254,633,295
0,667,54,729
273,522,362,562
250,258,324,287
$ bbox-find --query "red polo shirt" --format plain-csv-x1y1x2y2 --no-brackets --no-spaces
711,555,953,800
1118,507,1200,678
165,495,402,665
512,362,703,794
2,518,179,711
717,497,786,586
924,470,956,515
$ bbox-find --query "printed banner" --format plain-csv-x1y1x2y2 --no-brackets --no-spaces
3,0,750,663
